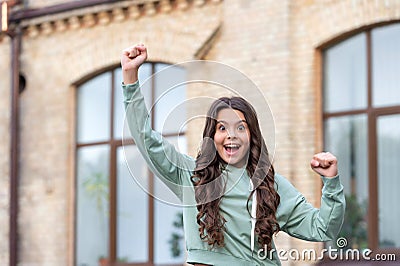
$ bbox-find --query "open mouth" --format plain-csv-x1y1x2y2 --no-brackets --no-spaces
224,144,240,156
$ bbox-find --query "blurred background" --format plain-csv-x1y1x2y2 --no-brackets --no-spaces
0,0,399,265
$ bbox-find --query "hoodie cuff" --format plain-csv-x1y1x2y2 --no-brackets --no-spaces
321,175,342,191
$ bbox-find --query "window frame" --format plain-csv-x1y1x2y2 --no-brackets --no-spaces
319,22,400,256
74,63,185,266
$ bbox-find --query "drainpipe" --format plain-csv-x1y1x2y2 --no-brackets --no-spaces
3,1,22,265
8,25,22,266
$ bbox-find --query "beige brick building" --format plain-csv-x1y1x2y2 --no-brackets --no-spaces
1,0,400,265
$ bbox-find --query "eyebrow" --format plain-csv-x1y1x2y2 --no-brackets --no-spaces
216,120,247,124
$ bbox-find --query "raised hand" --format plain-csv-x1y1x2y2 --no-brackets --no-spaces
121,44,148,84
310,152,338,178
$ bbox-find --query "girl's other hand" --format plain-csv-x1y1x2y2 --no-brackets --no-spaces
310,152,338,178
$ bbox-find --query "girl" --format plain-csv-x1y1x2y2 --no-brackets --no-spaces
121,44,345,266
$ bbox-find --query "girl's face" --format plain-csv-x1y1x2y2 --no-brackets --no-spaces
214,108,251,168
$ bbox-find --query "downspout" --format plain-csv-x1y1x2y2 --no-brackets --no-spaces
3,3,23,266
8,26,22,266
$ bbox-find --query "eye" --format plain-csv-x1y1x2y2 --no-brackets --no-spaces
238,125,246,131
218,124,226,131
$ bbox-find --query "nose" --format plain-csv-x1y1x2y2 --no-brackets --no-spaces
227,129,236,139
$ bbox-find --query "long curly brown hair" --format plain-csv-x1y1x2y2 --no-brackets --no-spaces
190,96,280,251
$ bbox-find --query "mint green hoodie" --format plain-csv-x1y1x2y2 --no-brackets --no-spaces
123,81,345,265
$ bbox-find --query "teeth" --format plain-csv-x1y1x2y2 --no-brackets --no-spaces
225,144,239,148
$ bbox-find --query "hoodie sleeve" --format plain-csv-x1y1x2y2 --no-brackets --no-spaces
122,81,195,199
276,174,346,241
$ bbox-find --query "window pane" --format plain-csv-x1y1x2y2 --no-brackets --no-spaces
115,64,153,139
154,203,185,264
117,145,149,262
77,73,111,143
377,115,400,248
140,63,153,111
324,115,368,249
76,145,109,266
372,24,400,107
114,68,124,139
323,33,367,112
154,63,187,134
154,136,186,264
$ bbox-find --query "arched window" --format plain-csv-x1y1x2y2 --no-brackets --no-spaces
323,23,400,252
75,63,186,266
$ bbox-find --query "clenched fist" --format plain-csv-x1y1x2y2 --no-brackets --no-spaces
310,152,338,178
121,44,148,84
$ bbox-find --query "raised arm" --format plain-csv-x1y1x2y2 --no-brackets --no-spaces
276,152,345,241
121,44,195,199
